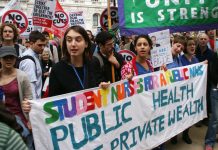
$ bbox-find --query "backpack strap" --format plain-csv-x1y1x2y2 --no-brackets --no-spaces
19,55,36,66
50,44,53,55
14,44,20,56
93,52,104,68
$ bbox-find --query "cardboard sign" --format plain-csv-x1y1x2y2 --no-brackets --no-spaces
53,10,69,28
69,11,85,28
149,29,173,68
2,10,28,34
32,0,56,28
21,18,33,37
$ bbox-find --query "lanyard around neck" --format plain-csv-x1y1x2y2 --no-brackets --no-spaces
71,65,86,89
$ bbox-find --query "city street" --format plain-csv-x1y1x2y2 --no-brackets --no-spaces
166,125,218,150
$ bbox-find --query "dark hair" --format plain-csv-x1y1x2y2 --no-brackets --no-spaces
29,31,46,43
17,38,23,44
62,26,92,62
86,30,94,41
0,23,19,42
183,37,196,54
134,34,153,49
95,31,113,45
0,102,23,135
42,31,49,36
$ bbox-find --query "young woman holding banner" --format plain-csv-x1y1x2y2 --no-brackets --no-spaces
171,37,199,145
22,26,108,111
121,34,154,80
180,37,199,66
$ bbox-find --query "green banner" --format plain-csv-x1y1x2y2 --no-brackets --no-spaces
118,0,218,35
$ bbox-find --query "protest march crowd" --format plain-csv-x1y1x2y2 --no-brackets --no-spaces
0,8,218,150
0,22,218,150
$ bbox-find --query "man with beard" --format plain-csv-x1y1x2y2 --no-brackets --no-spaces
92,31,124,86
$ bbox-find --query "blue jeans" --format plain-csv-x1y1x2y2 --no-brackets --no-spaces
205,88,218,147
16,116,34,150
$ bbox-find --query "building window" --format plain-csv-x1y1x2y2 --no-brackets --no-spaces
93,13,99,26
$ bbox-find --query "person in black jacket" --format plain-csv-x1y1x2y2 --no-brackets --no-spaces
204,52,218,150
195,33,215,127
48,26,97,97
22,26,109,115
92,31,124,85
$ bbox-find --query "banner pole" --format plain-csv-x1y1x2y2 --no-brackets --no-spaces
107,0,112,30
107,0,115,83
214,30,217,53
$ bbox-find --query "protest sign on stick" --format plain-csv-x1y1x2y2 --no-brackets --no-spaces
100,7,119,31
32,0,56,28
118,49,136,63
2,10,28,34
53,10,69,28
69,11,85,28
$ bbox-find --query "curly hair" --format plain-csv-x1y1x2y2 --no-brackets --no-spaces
0,23,19,42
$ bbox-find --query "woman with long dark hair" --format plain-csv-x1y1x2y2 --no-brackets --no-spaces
121,34,154,80
47,26,97,96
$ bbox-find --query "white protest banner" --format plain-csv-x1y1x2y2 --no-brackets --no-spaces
32,0,56,28
69,11,85,28
30,62,207,150
149,29,173,68
1,10,28,34
53,10,69,28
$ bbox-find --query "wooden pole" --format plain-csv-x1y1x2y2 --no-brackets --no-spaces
107,0,115,83
107,0,112,29
214,29,217,53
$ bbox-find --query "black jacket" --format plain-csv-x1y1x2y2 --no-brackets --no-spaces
209,52,218,87
92,51,124,85
49,60,97,97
